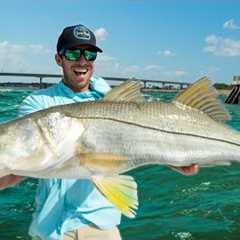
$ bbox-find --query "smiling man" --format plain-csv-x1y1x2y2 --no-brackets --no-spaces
20,24,124,240
55,25,103,93
0,24,198,240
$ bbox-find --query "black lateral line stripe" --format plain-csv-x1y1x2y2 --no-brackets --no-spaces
71,116,240,148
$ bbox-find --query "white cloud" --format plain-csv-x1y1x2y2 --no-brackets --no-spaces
223,19,240,30
96,54,161,78
175,70,187,77
29,44,51,54
144,65,162,71
201,66,220,75
158,49,175,57
95,53,187,81
95,53,120,77
203,34,240,57
0,41,25,53
97,54,116,62
0,41,54,73
94,27,108,41
0,41,50,55
197,66,221,82
163,69,188,78
124,65,140,73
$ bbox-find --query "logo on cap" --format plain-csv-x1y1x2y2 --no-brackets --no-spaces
73,25,91,40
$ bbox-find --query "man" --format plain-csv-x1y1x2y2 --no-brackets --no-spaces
0,24,198,240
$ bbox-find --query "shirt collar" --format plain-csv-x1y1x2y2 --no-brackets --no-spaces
58,80,101,100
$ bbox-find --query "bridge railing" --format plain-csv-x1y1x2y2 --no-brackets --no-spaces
0,72,190,89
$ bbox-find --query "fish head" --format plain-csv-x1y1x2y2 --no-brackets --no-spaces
0,117,45,170
0,111,85,174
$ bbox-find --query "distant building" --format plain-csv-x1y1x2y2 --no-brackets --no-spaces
233,76,240,86
225,76,240,104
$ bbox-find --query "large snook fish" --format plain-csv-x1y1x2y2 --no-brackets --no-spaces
0,77,238,218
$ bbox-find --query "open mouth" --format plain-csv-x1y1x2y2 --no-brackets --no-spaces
73,68,88,76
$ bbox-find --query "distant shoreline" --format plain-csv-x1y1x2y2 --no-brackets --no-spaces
142,88,231,96
0,83,232,96
0,82,52,89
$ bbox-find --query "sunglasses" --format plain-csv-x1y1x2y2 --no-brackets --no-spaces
59,48,97,61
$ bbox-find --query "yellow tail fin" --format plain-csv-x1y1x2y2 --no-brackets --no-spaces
92,175,138,218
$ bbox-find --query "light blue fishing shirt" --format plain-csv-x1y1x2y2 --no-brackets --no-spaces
18,76,121,240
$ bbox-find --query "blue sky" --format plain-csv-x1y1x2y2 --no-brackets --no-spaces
0,0,240,84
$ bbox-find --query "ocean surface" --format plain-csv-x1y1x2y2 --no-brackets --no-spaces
1,87,240,240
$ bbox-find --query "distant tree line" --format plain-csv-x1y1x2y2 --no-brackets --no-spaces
213,83,232,90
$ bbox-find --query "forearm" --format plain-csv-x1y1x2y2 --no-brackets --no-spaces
0,175,25,189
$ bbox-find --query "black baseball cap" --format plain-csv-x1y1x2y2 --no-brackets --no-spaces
57,24,102,53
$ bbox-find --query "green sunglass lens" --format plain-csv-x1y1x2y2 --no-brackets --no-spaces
84,50,97,61
65,49,81,61
63,49,97,61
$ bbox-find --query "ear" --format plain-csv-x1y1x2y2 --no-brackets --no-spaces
55,53,63,67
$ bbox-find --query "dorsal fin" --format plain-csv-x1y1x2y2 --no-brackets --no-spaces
173,77,230,122
103,80,144,102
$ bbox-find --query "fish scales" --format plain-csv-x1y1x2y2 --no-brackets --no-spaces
57,101,240,146
76,118,240,169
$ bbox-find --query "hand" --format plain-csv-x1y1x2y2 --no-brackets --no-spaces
0,175,25,190
169,164,199,176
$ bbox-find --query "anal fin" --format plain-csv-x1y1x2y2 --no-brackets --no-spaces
80,152,129,173
92,175,138,218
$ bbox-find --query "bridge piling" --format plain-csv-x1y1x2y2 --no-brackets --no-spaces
225,76,240,104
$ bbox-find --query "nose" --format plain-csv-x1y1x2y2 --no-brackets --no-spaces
77,54,88,64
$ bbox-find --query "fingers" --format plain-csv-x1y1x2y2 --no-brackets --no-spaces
169,164,199,176
0,175,24,189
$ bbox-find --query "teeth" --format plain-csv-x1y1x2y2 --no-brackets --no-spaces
74,68,88,74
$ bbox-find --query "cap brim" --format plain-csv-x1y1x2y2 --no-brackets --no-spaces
61,43,103,52
90,45,103,52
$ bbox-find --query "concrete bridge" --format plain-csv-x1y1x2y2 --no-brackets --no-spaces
0,72,190,90
225,76,240,104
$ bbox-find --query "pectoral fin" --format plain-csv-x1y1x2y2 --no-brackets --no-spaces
79,152,129,173
92,175,138,218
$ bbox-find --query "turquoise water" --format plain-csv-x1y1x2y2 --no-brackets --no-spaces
1,88,240,240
